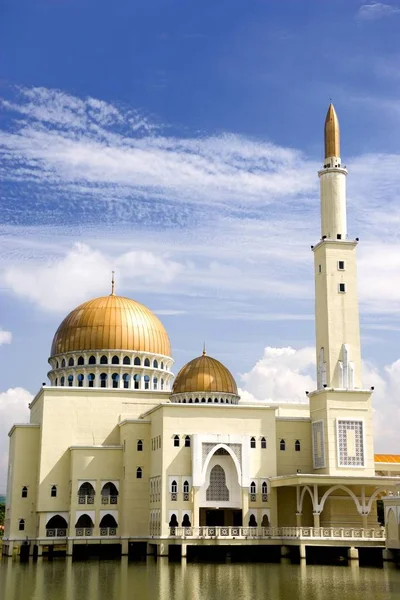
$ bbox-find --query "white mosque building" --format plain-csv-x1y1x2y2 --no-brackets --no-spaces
3,105,400,561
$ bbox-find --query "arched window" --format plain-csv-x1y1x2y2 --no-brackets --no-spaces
250,437,256,448
171,480,177,493
144,358,150,367
153,377,158,390
206,465,229,501
261,514,270,527
123,373,130,389
188,398,193,403
89,355,96,365
183,480,189,494
261,437,267,449
144,375,150,390
56,360,59,368
112,355,119,365
161,378,164,390
173,435,180,447
134,357,141,366
75,514,94,530
88,373,95,388
123,356,130,365
68,357,74,367
137,440,143,451
19,519,25,531
169,514,178,527
153,359,158,368
101,482,119,502
248,514,257,527
295,439,301,452
112,373,119,388
61,359,66,368
136,467,142,479
262,481,268,495
250,481,256,495
182,514,191,527
78,482,95,498
185,435,191,447
61,376,65,386
161,362,164,370
134,374,140,389
100,373,107,388
99,513,117,533
78,374,84,387
51,485,57,497
55,378,58,386
78,356,84,366
100,355,108,365
68,375,73,387
280,439,286,451
46,515,68,535
21,486,28,498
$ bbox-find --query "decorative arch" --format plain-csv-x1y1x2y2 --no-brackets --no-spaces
75,514,94,528
202,443,242,486
318,485,362,514
366,487,392,513
298,485,315,513
46,515,68,529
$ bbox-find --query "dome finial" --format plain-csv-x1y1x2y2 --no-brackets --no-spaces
111,271,115,296
203,342,206,356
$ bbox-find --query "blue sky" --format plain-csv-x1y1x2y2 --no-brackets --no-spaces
1,1,400,488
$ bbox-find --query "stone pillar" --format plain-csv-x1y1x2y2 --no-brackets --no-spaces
158,542,169,557
299,544,306,560
348,547,359,560
121,539,129,555
192,487,200,527
66,540,73,556
361,513,368,529
313,512,321,528
242,487,249,526
296,513,303,527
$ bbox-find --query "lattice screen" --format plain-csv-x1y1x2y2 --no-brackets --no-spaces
312,421,325,469
337,420,364,467
206,465,229,501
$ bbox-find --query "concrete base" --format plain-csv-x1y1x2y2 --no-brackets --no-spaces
348,547,359,561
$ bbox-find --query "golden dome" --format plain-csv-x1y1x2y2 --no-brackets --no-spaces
172,351,237,395
50,294,171,357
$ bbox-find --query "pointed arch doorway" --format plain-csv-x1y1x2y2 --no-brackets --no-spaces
199,446,243,527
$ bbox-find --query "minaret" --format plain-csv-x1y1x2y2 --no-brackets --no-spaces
313,104,361,390
309,104,374,476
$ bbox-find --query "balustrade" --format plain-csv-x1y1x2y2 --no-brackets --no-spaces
168,526,385,540
46,528,67,538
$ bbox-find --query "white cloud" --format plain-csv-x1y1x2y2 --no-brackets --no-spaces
239,345,400,453
0,388,32,492
357,2,400,20
2,242,183,312
0,329,12,345
239,346,316,403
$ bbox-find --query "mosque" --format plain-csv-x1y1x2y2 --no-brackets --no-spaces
2,105,400,561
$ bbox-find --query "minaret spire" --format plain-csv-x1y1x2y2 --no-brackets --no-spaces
202,342,207,356
111,271,115,296
324,103,340,159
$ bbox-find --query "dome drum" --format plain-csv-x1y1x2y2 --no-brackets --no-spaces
170,392,239,405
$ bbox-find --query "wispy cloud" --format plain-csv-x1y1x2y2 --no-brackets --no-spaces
0,330,12,346
357,2,400,21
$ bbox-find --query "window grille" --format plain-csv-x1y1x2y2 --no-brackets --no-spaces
206,465,229,501
337,420,364,466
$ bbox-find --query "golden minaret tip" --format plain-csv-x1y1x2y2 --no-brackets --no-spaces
324,103,340,159
202,342,207,356
111,271,115,296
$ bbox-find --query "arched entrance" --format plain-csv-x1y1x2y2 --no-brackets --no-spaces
199,446,242,527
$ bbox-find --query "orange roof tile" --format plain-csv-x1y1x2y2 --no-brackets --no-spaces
374,454,400,463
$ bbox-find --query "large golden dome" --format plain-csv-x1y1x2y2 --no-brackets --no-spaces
172,351,237,395
50,294,171,356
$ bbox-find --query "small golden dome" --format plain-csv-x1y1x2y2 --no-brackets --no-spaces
172,351,237,395
51,294,171,357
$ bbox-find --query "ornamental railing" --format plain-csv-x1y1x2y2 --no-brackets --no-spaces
76,528,93,536
100,527,117,536
46,528,67,538
78,495,95,505
101,495,118,505
169,526,385,540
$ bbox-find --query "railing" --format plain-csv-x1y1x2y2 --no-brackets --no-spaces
76,528,93,536
78,495,95,505
46,528,67,538
100,527,117,536
169,526,386,541
101,495,118,505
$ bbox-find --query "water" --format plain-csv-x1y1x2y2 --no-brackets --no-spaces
1,558,400,600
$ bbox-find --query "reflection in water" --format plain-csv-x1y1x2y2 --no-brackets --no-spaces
0,557,399,600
